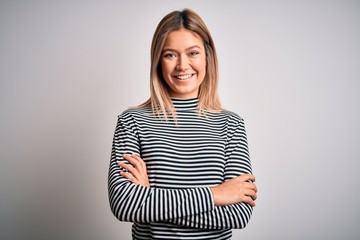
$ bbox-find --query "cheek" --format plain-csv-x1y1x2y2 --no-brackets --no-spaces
198,58,206,82
161,60,173,77
160,63,168,82
197,57,207,75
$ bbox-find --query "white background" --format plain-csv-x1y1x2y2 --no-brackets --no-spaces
1,0,359,239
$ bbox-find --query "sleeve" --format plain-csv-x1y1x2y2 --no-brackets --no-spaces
108,111,215,223
167,115,254,229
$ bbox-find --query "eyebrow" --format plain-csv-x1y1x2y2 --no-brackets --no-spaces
162,45,202,52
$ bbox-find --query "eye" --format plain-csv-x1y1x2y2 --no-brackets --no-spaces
189,51,199,56
164,52,176,58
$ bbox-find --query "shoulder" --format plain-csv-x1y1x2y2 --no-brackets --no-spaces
115,107,150,132
219,110,245,125
118,106,152,123
219,110,248,139
119,106,149,117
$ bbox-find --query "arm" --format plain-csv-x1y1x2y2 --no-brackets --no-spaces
108,112,215,223
120,114,257,229
168,115,256,229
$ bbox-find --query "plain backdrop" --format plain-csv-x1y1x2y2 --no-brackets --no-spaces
1,0,359,239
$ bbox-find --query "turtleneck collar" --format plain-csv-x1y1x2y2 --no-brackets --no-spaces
171,98,199,110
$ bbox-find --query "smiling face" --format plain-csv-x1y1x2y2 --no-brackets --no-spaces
160,28,206,99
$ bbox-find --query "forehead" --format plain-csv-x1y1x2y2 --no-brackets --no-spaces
163,28,204,49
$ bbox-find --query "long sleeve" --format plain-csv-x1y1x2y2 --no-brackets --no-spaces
108,111,215,223
167,115,253,229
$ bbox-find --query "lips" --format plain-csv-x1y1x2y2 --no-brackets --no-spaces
173,74,195,80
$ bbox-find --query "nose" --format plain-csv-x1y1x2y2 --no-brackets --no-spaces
176,54,189,71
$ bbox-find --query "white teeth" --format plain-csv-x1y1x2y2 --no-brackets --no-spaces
175,74,193,80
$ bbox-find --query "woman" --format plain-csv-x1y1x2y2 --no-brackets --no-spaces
108,9,257,239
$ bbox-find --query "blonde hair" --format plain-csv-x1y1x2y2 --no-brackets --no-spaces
140,8,222,118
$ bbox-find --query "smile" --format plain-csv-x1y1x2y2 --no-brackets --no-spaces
173,74,194,80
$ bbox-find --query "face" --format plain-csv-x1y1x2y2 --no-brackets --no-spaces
160,28,206,99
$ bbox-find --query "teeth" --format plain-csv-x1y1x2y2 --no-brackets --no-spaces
175,74,192,80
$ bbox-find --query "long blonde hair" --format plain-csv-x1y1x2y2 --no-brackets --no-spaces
140,9,222,118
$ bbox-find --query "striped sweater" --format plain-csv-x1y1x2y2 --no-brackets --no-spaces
108,98,253,239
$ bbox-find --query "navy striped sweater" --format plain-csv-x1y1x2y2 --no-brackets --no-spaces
108,98,253,239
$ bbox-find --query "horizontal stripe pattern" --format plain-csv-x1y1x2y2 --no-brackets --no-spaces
108,98,253,239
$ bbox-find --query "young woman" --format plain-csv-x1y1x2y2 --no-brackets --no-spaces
108,9,257,239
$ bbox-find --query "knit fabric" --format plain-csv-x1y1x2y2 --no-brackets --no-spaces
108,98,253,239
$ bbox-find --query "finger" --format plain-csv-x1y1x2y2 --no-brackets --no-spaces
244,189,257,201
253,183,258,193
244,174,256,182
122,153,150,188
243,181,258,192
131,153,142,160
131,154,147,175
120,171,139,185
119,162,141,180
236,174,255,183
132,153,145,165
122,154,148,177
123,154,142,169
242,195,256,207
122,153,135,163
251,175,256,182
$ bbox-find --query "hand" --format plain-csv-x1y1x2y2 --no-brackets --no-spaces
118,153,150,188
210,174,257,206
